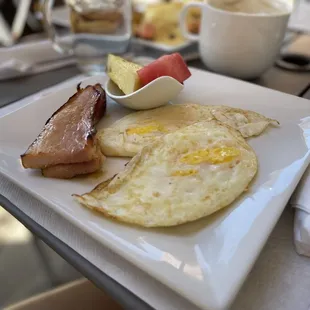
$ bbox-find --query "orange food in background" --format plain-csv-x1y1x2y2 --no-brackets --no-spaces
132,0,202,45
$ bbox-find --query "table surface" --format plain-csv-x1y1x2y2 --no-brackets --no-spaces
1,36,310,310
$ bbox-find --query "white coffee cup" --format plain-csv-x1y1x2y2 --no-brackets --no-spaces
180,0,293,79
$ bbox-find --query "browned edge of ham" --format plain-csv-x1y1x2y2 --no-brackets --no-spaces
42,155,103,179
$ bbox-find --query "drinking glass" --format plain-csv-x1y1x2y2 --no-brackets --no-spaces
42,0,132,74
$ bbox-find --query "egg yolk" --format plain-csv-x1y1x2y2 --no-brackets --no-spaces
171,169,198,177
180,147,240,165
126,123,166,135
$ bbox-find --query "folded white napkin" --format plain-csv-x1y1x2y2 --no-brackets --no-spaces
291,165,310,257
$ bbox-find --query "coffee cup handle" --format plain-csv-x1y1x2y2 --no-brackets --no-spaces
179,3,203,41
42,0,73,55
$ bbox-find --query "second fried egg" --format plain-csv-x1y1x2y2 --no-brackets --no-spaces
97,103,277,157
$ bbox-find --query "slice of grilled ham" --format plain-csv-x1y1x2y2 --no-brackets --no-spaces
21,83,106,170
42,153,103,179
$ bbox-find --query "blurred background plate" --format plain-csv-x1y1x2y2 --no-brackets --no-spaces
131,36,194,52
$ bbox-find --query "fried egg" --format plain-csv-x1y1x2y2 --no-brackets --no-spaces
74,121,257,227
97,103,277,157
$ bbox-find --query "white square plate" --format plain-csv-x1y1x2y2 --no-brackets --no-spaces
1,68,310,310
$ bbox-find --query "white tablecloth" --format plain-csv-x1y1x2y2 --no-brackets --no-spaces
1,78,310,310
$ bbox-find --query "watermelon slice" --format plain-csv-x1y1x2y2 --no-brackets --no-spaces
137,53,191,86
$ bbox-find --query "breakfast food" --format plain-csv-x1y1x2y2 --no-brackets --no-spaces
184,0,202,34
70,8,123,34
42,156,102,179
136,2,185,45
107,54,143,95
107,53,191,95
74,120,257,227
17,47,280,229
134,1,202,45
137,53,191,86
21,84,106,178
97,103,277,157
